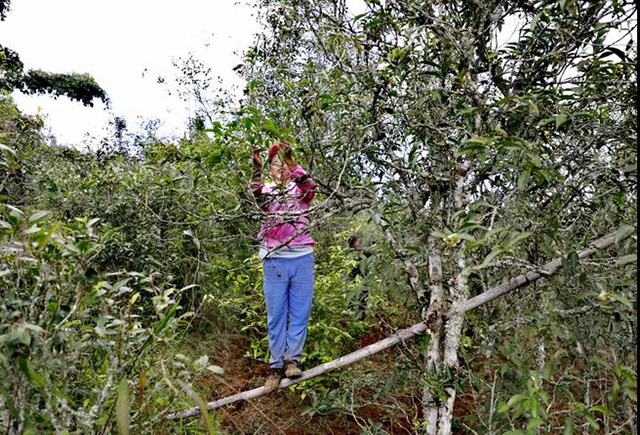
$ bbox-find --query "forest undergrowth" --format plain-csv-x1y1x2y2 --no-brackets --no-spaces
0,84,636,433
1,0,637,433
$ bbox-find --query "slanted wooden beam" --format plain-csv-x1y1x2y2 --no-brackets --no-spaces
458,232,621,313
166,230,632,421
166,322,428,420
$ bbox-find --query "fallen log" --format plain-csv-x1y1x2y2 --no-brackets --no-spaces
458,232,622,313
166,230,633,421
166,322,428,420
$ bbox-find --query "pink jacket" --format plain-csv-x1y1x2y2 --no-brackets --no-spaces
251,165,316,249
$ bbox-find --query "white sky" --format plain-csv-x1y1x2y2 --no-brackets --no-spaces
1,1,633,148
0,0,260,147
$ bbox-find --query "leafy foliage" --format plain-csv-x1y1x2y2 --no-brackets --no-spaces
0,0,637,432
0,44,108,107
0,0,10,21
0,206,191,433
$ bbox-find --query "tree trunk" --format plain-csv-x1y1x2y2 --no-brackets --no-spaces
422,237,444,434
437,250,470,435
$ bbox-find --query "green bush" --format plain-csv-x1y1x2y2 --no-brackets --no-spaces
0,205,195,433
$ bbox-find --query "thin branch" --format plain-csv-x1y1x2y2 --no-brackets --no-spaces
165,229,634,421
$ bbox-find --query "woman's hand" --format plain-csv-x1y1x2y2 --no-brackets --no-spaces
251,147,263,179
280,141,297,168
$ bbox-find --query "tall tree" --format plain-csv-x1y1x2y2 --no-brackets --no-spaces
239,0,636,432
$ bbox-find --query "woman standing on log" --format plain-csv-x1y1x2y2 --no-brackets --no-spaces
250,142,317,393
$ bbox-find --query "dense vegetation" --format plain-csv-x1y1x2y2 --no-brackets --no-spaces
0,0,636,434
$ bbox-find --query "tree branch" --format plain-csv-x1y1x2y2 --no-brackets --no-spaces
457,231,624,313
166,229,633,421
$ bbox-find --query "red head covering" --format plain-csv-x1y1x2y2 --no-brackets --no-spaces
267,144,281,161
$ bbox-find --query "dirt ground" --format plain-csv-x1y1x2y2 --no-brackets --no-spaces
186,326,424,434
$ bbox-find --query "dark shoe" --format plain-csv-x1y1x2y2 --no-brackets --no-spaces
264,368,282,393
284,360,302,378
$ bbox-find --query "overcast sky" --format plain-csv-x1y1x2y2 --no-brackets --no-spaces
0,0,260,146
1,1,634,148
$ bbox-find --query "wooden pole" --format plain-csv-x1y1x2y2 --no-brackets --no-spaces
458,232,619,313
166,230,631,421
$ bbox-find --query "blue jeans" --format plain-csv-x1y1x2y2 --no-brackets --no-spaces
262,253,314,369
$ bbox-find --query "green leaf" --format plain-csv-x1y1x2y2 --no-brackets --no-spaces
616,254,636,266
17,356,46,388
607,292,633,310
0,143,16,155
565,251,580,268
430,230,449,239
614,224,635,243
206,152,222,166
388,47,406,63
509,231,532,246
468,136,489,145
38,222,60,250
485,227,508,239
537,117,556,127
531,12,542,30
353,13,367,22
507,393,527,407
111,279,131,294
517,170,531,190
555,113,568,128
589,405,612,415
177,380,217,434
5,204,24,217
153,301,179,336
28,211,50,222
12,327,31,346
116,378,130,435
563,418,574,435
480,248,504,268
623,387,637,402
584,414,599,430
194,355,209,370
206,365,224,375
527,417,544,430
24,224,40,234
22,323,44,334
537,390,549,404
452,232,476,241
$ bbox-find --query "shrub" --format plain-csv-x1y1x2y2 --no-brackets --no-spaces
0,205,194,433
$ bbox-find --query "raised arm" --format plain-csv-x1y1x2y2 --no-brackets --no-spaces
282,142,316,204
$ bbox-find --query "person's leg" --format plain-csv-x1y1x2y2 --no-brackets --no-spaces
284,253,314,363
263,258,289,369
